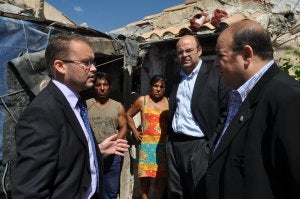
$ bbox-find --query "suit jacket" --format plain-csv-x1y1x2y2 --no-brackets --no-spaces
206,63,300,199
167,61,229,140
12,81,103,199
166,62,229,187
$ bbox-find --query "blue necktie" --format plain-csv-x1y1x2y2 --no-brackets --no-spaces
214,90,242,152
77,100,99,193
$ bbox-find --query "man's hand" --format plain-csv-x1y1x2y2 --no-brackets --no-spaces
98,134,129,156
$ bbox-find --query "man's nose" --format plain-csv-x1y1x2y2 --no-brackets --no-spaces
182,51,190,57
100,85,105,90
90,64,97,72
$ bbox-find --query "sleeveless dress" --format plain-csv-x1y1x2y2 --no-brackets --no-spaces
138,96,168,178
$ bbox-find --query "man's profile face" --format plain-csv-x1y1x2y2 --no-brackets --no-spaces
63,40,96,93
215,30,244,89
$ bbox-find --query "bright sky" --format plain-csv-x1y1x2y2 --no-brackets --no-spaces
46,0,184,33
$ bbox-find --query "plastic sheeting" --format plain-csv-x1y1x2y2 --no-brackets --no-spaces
0,16,49,161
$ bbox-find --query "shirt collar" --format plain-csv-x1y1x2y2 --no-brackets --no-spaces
235,60,274,101
180,59,202,78
52,79,80,109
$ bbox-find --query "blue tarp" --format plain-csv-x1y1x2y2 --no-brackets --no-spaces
0,16,49,161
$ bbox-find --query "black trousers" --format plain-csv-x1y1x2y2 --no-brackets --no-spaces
166,133,209,199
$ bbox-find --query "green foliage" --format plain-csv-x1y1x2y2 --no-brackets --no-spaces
280,48,300,81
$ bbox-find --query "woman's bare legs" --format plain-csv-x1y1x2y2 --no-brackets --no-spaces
153,177,166,199
140,177,150,199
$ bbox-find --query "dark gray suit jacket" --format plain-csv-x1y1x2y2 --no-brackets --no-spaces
166,62,229,188
167,62,229,140
207,63,300,199
12,81,103,199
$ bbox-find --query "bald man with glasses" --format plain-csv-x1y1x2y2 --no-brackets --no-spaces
166,35,229,199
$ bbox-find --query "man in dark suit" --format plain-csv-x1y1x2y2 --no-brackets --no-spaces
207,20,300,199
11,34,129,199
166,35,229,199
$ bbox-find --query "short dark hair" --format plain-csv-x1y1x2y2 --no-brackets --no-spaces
45,33,91,73
150,75,166,86
94,72,111,86
230,20,273,60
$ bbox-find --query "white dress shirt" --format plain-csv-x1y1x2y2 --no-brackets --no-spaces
172,60,205,137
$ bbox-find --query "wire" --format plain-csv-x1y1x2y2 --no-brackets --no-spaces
1,161,9,199
95,57,123,68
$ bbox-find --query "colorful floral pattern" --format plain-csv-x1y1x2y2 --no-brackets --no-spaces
138,106,167,178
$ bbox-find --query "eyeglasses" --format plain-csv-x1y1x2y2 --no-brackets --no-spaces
60,59,96,69
176,48,198,56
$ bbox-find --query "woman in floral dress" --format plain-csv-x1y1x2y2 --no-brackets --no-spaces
127,75,169,199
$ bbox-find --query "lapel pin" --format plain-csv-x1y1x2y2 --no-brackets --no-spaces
239,115,244,122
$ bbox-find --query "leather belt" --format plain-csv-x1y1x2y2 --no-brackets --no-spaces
169,132,205,141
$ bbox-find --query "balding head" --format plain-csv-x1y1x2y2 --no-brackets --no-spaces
215,20,274,88
222,19,274,60
176,35,201,49
176,35,203,75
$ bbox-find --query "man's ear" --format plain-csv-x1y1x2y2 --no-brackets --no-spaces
197,46,203,57
243,45,253,60
242,45,253,66
53,59,66,74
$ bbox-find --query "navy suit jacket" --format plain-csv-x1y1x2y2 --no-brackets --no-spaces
12,81,103,199
206,63,300,199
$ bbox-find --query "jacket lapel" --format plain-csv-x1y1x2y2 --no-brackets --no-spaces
191,62,209,102
211,101,252,162
49,81,89,148
168,74,181,117
63,103,89,148
169,63,210,132
191,63,210,132
210,64,280,164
